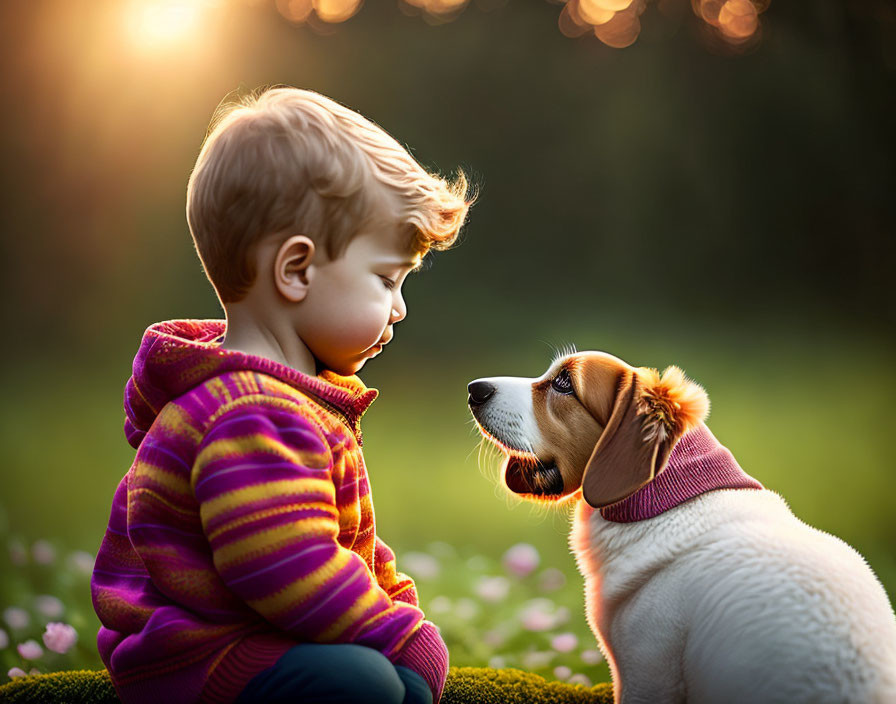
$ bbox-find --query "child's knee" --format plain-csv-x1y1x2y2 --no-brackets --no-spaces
239,643,408,704
330,644,406,703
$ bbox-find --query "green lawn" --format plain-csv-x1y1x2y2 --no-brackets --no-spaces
1,320,893,684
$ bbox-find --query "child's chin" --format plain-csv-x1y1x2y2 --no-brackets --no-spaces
330,358,366,377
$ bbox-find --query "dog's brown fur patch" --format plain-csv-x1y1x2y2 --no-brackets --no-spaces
635,366,709,443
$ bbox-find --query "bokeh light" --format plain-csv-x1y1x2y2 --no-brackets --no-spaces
125,0,203,49
315,0,364,23
276,0,314,24
275,0,363,25
692,0,768,46
553,0,771,48
400,0,471,21
557,0,647,48
718,0,759,40
578,0,615,26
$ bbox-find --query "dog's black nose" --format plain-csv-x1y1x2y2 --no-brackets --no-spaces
468,380,496,406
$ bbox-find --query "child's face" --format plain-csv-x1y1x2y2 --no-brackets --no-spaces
300,216,422,376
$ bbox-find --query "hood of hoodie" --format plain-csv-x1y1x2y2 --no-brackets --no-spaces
123,319,378,449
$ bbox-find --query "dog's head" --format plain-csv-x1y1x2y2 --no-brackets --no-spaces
468,351,710,508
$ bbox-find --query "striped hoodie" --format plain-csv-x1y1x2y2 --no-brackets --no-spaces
91,319,441,704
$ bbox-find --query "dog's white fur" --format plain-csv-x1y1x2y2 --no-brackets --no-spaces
471,358,896,704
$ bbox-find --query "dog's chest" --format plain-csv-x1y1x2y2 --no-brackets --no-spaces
569,500,698,636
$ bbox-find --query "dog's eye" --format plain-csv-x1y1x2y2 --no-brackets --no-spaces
551,368,574,395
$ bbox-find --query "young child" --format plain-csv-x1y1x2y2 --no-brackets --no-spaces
91,87,472,704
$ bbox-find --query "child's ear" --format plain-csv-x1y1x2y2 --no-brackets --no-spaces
275,235,315,303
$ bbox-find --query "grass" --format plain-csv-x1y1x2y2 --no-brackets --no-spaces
1,316,893,685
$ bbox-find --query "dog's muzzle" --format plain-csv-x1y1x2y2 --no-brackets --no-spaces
467,380,564,497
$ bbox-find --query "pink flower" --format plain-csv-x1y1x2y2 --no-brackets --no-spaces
520,609,554,632
8,539,28,566
3,607,29,630
551,632,579,653
31,540,56,565
569,673,593,687
0,628,8,649
482,628,507,648
17,639,43,660
580,648,604,665
521,650,554,669
34,595,64,619
401,552,440,580
67,550,95,575
538,568,566,592
7,667,27,679
474,576,510,603
502,543,540,578
553,665,572,681
42,623,78,654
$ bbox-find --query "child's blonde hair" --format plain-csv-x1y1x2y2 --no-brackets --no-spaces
186,86,473,304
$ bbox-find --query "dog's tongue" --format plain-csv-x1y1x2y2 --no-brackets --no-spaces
504,456,531,494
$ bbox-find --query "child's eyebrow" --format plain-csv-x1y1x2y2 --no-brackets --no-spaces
380,257,424,273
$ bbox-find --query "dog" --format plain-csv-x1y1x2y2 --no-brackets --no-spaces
468,350,896,703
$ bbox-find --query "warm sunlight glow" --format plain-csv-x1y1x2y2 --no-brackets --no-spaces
126,0,202,49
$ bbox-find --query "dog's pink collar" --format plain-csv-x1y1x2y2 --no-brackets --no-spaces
599,424,764,523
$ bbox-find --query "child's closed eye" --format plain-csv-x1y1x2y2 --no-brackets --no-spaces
379,276,396,290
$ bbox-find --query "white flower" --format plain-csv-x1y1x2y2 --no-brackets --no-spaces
34,595,64,619
487,656,506,669
17,639,43,660
0,628,8,649
7,667,27,679
32,540,56,565
503,543,540,578
401,552,440,580
553,665,572,681
3,607,30,630
569,673,593,687
580,648,604,665
551,632,578,653
474,576,510,603
42,622,78,654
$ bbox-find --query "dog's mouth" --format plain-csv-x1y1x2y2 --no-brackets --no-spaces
503,454,565,497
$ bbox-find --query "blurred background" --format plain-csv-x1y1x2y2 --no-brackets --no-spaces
1,0,894,682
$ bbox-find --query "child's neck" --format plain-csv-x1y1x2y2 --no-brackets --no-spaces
220,305,316,376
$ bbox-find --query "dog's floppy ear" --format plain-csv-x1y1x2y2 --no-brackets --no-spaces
582,366,709,509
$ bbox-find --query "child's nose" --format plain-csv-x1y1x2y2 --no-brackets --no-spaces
391,291,407,323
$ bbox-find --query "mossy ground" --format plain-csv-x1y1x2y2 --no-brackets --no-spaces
0,667,614,704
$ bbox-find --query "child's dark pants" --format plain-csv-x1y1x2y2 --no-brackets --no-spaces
235,643,433,704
